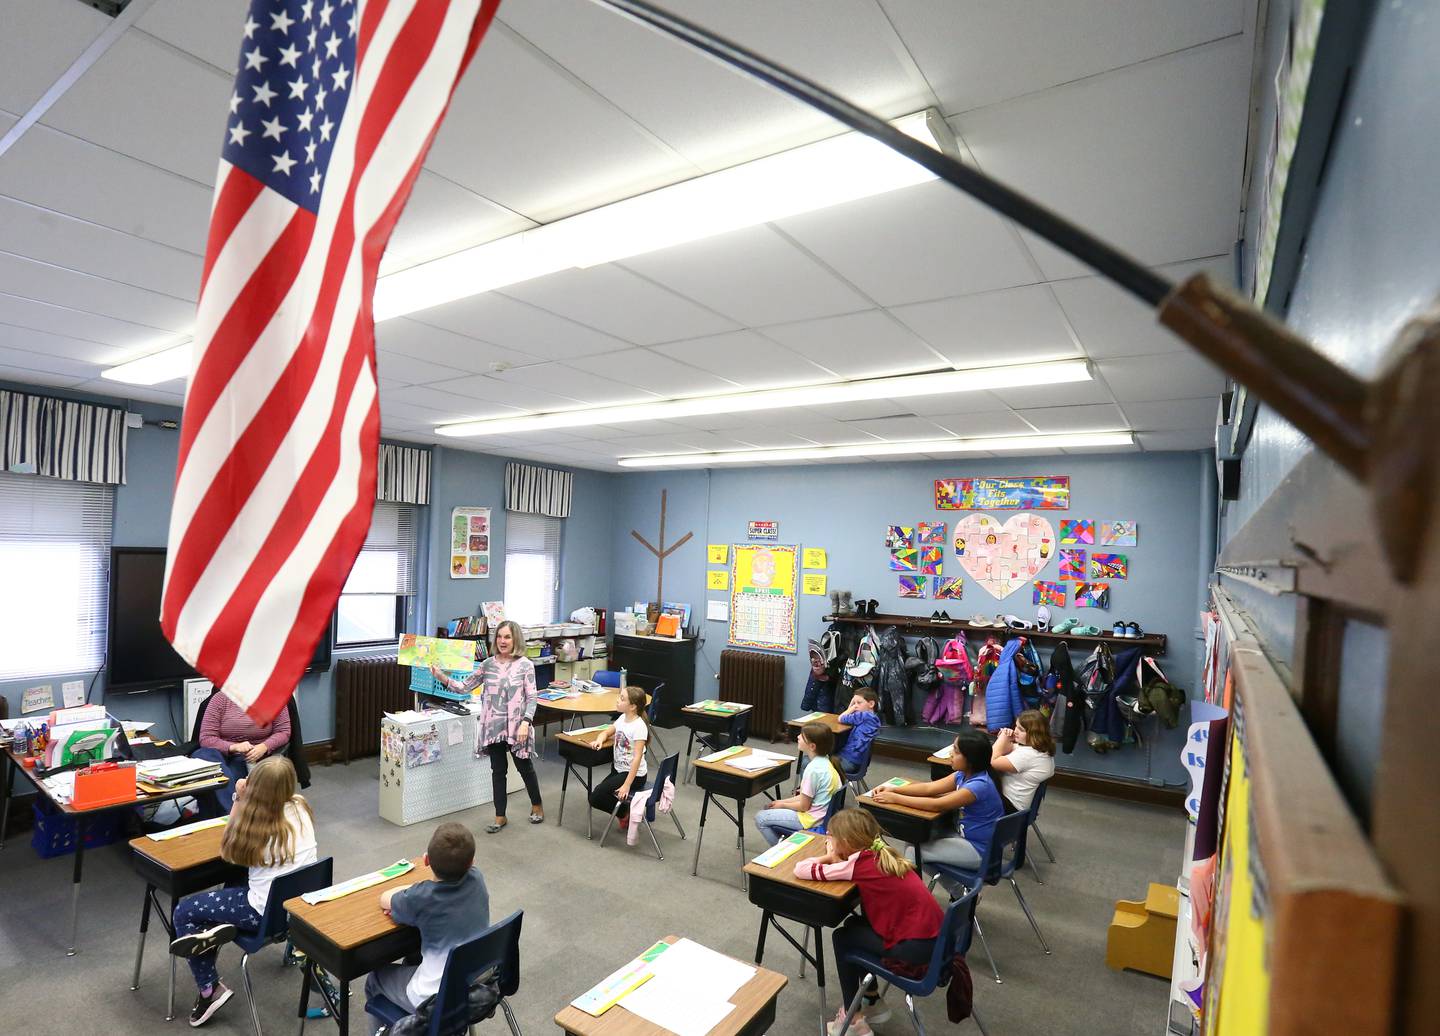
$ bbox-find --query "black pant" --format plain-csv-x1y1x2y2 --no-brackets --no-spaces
589,768,647,820
832,915,935,1006
486,742,542,817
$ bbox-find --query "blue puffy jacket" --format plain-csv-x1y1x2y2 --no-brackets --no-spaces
984,638,1026,731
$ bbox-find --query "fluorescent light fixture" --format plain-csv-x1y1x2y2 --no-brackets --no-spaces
372,110,947,321
100,340,193,386
435,359,1091,438
616,431,1136,468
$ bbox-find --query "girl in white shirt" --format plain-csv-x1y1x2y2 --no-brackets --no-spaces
992,708,1056,813
589,685,649,828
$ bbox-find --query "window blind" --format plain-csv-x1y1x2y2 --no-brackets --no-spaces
0,471,114,680
503,511,562,625
342,501,419,596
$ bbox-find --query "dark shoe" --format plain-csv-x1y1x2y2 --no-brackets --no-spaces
189,983,233,1027
486,818,508,833
867,599,879,617
1128,622,1143,639
529,809,545,824
940,610,953,622
171,924,238,959
1113,621,1126,638
930,611,941,621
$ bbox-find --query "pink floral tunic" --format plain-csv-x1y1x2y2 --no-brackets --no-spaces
458,655,538,759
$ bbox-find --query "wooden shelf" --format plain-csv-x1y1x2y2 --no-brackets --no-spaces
825,612,1167,652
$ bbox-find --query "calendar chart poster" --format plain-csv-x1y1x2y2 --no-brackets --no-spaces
729,543,799,652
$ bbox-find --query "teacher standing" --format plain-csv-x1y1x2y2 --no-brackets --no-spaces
431,619,544,833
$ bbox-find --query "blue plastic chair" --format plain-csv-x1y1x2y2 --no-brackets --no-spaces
233,857,333,1036
834,884,989,1036
929,810,1050,984
593,669,623,688
842,737,875,795
364,909,524,1036
641,680,670,759
1024,780,1055,882
599,753,686,859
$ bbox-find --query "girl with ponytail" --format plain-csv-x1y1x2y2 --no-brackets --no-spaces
796,808,942,1036
754,721,845,846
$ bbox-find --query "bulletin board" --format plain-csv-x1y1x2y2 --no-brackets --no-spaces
728,543,798,653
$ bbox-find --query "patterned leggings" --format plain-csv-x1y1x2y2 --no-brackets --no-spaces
173,886,262,991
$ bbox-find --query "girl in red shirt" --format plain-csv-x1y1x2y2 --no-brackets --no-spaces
795,808,942,1035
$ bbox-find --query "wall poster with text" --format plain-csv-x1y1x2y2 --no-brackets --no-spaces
450,506,491,578
728,543,799,653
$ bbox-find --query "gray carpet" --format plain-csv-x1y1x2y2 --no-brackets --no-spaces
0,741,1181,1035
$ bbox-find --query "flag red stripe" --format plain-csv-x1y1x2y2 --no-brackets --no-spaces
198,168,265,296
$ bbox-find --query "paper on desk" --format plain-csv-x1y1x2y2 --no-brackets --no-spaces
40,771,76,803
932,743,954,759
621,980,733,1036
568,725,608,737
700,745,745,763
647,938,754,1005
730,753,785,773
120,721,157,733
148,816,228,841
301,859,415,905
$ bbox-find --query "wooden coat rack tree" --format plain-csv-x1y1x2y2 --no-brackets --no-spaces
630,489,693,607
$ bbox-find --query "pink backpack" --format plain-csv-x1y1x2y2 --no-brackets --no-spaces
924,636,974,726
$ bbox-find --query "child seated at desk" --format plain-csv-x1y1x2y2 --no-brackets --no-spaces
795,808,942,1036
837,689,882,779
754,721,844,846
368,822,491,1034
588,685,648,828
169,756,317,1028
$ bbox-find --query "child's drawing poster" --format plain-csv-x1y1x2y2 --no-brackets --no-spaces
1075,582,1110,609
889,547,919,571
1090,553,1128,580
1033,581,1066,607
951,512,1055,600
450,506,490,578
1059,518,1094,545
1059,549,1087,581
916,522,947,546
1100,520,1138,546
934,576,964,600
918,546,943,575
898,575,927,599
886,525,913,549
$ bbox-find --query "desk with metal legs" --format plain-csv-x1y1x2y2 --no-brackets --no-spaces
556,730,613,840
690,748,791,889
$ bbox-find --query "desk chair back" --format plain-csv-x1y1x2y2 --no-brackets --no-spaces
726,710,751,747
237,856,334,952
594,670,622,688
644,753,680,825
431,909,524,1035
845,740,874,794
812,784,848,835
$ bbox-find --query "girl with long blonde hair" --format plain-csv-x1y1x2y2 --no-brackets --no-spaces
169,755,318,1027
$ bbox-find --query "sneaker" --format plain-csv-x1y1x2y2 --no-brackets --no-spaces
171,924,238,959
862,995,893,1024
189,983,233,1027
1127,622,1143,639
828,1007,874,1036
1112,620,1126,638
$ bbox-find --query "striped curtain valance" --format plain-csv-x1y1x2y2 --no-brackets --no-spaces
505,461,573,518
376,443,430,504
0,389,128,485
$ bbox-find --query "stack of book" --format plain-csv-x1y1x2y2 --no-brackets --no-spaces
136,756,226,794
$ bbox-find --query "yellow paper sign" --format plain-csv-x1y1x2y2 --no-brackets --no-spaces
707,569,729,590
802,548,827,569
802,574,827,595
707,544,728,564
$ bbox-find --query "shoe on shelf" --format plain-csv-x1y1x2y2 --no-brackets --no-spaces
1073,624,1102,636
1113,620,1126,638
930,610,941,621
171,924,238,959
939,610,953,622
1036,605,1051,631
1052,617,1078,634
189,983,233,1028
1128,621,1143,639
969,614,991,628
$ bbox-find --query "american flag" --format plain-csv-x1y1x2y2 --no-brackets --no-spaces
162,0,500,722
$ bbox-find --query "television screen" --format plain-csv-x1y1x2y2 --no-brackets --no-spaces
106,548,333,692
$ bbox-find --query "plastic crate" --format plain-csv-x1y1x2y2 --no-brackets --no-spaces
31,802,125,859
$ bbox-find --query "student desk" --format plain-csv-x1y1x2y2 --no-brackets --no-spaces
538,688,647,729
927,751,953,782
285,856,434,1034
783,712,851,779
743,837,859,1035
0,748,227,956
680,703,753,783
857,790,955,872
556,729,613,839
553,935,788,1036
128,823,244,1020
691,747,791,889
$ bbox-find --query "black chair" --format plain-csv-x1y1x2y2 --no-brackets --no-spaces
1024,780,1056,882
685,710,750,784
598,753,686,860
228,857,333,1036
363,909,524,1036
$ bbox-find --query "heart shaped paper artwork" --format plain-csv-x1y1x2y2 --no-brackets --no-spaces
952,513,1056,600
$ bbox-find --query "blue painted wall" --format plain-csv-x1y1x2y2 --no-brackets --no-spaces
609,453,1213,786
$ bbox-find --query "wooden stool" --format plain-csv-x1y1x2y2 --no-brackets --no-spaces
1106,882,1179,978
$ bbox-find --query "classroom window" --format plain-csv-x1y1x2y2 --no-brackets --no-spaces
336,501,418,647
0,472,114,681
504,512,562,625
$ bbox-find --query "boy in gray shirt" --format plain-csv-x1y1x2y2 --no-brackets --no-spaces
366,822,491,1032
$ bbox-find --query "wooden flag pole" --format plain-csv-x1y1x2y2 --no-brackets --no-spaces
630,489,694,606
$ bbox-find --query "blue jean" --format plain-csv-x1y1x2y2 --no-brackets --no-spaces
192,747,248,813
755,808,808,846
173,886,262,992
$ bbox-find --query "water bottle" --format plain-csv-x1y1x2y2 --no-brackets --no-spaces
619,667,628,692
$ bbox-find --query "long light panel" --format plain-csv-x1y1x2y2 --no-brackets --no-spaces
434,359,1090,438
617,431,1136,468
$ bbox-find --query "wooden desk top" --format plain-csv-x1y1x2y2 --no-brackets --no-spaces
284,856,435,952
553,935,788,1036
741,835,857,901
859,786,950,821
5,750,226,815
693,746,790,780
682,702,753,716
129,823,227,870
541,689,647,715
784,712,848,735
557,730,610,750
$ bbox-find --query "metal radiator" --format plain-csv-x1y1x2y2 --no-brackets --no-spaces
333,654,409,762
718,649,786,741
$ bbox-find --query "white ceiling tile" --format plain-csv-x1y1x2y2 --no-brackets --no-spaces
730,428,825,450
403,294,631,361
1098,353,1224,402
805,399,915,422
488,362,658,406
0,252,195,332
0,366,88,390
0,292,175,349
838,416,952,441
71,380,185,407
776,421,883,447
775,180,1040,307
619,226,870,327
463,429,589,449
1137,429,1214,451
759,310,947,379
652,331,833,389
882,0,1242,115
382,385,528,421
952,38,1252,277
499,265,737,346
439,372,589,413
0,321,132,364
1122,397,1220,430
137,0,249,72
922,410,1036,438
566,348,740,398
374,317,544,373
41,31,231,186
988,378,1116,409
1059,443,1140,455
605,434,709,457
373,350,474,387
425,27,695,222
380,171,536,275
891,284,1082,368
0,342,106,378
1015,403,1129,433
663,412,760,432
580,419,699,439
902,390,1013,416
0,0,109,113
1050,256,1231,359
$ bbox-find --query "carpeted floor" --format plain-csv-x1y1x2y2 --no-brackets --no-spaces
0,741,1181,1035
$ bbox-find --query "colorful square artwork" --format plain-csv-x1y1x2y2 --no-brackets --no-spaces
1075,582,1110,609
1033,581,1066,607
916,521,947,545
898,575,927,599
934,576,964,600
889,547,919,571
1090,553,1128,580
1059,519,1095,545
1100,520,1138,546
918,546,943,574
886,525,913,549
1059,549,1087,580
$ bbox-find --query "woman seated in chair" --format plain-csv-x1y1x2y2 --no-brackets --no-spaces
194,691,292,813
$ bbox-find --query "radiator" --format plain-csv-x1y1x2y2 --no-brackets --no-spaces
334,654,409,763
718,649,786,742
